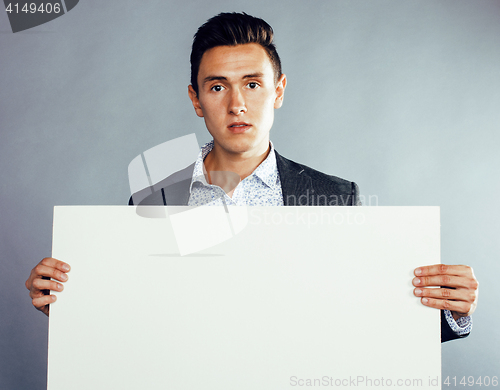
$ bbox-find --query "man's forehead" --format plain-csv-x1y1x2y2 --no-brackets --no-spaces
198,43,274,81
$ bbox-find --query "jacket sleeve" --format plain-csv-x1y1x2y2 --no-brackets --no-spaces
351,182,361,206
441,310,470,342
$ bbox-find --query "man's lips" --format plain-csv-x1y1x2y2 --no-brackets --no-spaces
228,122,252,133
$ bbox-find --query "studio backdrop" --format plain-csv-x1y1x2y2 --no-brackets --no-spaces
1,1,499,389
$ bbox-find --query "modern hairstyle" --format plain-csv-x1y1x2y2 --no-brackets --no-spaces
190,12,282,94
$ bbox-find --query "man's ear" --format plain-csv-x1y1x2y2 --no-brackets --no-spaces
274,74,287,109
188,85,204,118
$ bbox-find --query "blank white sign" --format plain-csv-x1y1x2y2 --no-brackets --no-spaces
48,206,441,390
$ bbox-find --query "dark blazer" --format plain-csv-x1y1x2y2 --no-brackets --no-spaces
130,151,360,206
129,150,467,343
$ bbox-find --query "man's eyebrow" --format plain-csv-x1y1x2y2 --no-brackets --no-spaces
202,73,265,85
203,76,227,84
242,72,264,79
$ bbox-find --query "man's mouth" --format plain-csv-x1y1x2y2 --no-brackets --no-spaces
228,122,251,133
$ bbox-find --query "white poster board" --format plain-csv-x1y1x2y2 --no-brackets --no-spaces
48,206,441,390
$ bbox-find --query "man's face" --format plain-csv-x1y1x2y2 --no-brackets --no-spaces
188,43,286,157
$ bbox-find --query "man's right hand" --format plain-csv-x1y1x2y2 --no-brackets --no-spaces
25,257,70,316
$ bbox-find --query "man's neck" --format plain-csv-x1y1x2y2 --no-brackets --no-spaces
204,141,271,182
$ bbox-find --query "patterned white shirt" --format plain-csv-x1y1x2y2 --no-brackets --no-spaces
187,140,472,337
188,140,283,207
444,309,472,336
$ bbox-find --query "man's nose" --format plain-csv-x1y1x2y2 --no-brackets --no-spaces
228,89,247,115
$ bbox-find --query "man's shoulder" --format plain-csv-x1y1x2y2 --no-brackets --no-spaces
274,151,360,206
129,163,195,206
275,152,352,186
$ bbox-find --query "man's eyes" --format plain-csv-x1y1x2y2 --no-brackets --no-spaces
209,82,259,92
246,82,259,89
211,85,225,92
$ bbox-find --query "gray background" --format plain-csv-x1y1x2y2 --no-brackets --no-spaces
1,0,498,389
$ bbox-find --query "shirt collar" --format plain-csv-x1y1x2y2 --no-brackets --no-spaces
253,142,279,189
189,140,279,192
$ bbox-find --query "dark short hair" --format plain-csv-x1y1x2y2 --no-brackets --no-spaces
190,12,282,94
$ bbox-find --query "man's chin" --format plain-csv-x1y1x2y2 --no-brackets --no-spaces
217,138,269,156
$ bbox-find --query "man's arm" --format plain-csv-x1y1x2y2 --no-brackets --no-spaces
25,257,70,316
413,264,479,341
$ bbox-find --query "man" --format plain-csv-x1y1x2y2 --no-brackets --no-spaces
26,12,478,343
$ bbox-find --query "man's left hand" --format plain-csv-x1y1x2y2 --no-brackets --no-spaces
413,264,479,321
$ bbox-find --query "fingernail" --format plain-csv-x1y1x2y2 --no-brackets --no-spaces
57,283,63,291
61,274,68,281
62,264,70,272
415,268,422,276
414,288,422,296
422,298,429,304
414,278,421,285
51,295,57,302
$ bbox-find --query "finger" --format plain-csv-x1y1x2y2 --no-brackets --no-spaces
419,297,472,315
413,274,475,289
414,287,477,303
32,264,69,282
32,294,56,310
40,257,71,272
414,264,473,277
30,278,64,295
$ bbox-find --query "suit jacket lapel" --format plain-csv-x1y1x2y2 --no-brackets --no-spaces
162,163,195,206
275,150,313,206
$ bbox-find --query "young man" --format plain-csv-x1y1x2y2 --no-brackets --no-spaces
26,12,478,343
